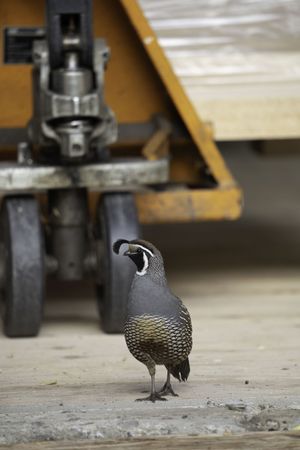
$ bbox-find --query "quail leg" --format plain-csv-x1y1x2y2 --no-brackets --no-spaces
159,370,179,397
136,374,167,403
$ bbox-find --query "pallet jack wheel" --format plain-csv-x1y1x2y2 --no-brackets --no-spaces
0,196,45,337
96,193,140,333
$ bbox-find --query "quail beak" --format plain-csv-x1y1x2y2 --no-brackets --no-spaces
124,244,138,256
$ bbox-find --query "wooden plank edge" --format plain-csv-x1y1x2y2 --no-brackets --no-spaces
2,431,299,449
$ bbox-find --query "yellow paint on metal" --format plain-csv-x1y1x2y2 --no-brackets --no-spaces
0,0,242,222
0,0,177,127
135,188,242,224
121,0,236,189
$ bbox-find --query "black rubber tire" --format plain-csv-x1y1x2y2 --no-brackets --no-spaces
96,193,140,333
0,196,45,337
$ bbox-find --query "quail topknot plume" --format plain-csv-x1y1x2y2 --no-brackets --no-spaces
113,238,192,402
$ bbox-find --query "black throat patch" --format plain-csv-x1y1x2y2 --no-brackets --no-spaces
128,253,145,272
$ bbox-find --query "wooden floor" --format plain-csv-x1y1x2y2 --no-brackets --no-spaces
0,144,300,448
3,432,300,450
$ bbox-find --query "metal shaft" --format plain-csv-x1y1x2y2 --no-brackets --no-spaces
48,188,88,280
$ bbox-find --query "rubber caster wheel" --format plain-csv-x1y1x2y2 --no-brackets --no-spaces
0,196,45,337
96,193,140,333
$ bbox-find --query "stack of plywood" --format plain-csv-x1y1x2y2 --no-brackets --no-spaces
139,0,300,140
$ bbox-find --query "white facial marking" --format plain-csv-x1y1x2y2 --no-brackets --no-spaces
136,252,149,276
135,244,154,257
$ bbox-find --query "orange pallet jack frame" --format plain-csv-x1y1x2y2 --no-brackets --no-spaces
0,0,242,224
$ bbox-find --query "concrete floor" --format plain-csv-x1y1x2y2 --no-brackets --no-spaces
0,143,300,445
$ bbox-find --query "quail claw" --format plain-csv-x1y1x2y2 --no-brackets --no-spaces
158,383,179,397
135,392,167,403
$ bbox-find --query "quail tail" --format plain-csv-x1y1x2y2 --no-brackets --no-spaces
169,358,190,382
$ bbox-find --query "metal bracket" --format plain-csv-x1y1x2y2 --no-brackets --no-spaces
142,116,172,161
46,0,93,70
0,158,169,193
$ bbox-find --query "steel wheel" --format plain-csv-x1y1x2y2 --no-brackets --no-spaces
96,193,140,333
0,196,45,337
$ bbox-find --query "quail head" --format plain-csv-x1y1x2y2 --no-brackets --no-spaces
113,238,192,402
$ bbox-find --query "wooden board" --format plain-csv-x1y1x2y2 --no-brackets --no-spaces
1,432,299,450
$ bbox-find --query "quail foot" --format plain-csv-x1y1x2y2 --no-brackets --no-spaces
113,239,192,403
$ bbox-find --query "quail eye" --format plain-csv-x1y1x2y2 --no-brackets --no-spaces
137,248,142,254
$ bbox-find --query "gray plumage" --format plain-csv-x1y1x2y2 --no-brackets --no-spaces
113,238,192,402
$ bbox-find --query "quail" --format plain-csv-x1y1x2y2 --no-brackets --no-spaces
113,238,192,402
